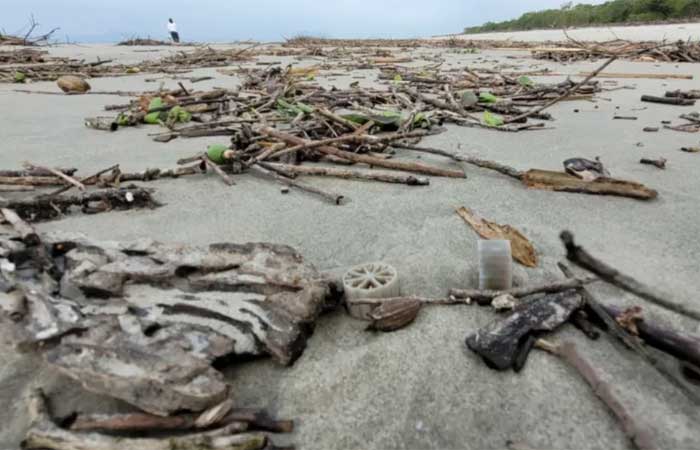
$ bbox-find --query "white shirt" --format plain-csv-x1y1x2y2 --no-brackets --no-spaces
167,22,177,32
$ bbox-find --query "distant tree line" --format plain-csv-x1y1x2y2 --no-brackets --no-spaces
465,0,700,33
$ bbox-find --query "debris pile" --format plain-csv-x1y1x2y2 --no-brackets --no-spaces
117,37,173,46
532,39,700,63
0,45,254,83
0,211,338,448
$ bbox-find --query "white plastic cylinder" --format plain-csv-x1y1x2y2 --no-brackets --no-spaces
478,240,513,290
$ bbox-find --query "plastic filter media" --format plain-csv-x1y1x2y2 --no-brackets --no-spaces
478,240,513,290
343,262,400,319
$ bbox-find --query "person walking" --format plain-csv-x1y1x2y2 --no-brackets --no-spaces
167,18,180,43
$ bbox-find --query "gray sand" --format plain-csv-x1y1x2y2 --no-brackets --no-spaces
1,43,700,450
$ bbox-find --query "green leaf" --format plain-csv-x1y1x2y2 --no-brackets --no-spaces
148,97,164,110
518,76,534,88
482,111,504,127
276,98,314,118
13,72,26,83
168,106,191,124
392,74,403,84
479,92,498,104
341,113,370,125
144,112,162,124
207,144,230,164
116,113,130,126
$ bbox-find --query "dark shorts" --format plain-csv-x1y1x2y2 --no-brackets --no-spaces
170,31,180,43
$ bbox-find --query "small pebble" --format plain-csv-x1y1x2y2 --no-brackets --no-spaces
280,187,290,194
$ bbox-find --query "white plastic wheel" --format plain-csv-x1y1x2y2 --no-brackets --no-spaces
343,262,400,320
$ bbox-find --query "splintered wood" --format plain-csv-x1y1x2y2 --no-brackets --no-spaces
522,170,658,200
0,217,335,426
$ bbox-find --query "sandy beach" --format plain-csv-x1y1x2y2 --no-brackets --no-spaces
451,21,700,42
1,35,700,450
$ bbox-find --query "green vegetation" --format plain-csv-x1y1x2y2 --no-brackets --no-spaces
465,0,700,33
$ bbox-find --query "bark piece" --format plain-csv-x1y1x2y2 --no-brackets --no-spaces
2,231,335,415
46,329,230,416
522,170,657,200
455,207,537,267
465,290,583,370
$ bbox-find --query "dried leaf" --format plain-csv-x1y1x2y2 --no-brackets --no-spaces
455,207,538,268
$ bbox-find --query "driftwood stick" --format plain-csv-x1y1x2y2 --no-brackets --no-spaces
602,303,700,370
315,107,360,131
0,208,39,245
251,163,344,205
24,162,85,191
261,163,430,185
561,231,700,322
0,168,77,177
0,176,67,186
260,129,430,162
641,95,695,106
70,413,195,432
535,339,658,450
505,55,617,124
639,158,667,169
69,408,294,434
449,277,597,305
203,155,235,186
261,127,465,178
394,143,523,180
558,262,700,404
23,389,269,450
46,164,120,197
0,185,35,192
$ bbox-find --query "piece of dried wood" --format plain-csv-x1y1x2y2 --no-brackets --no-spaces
522,169,657,200
262,162,429,185
24,162,86,191
23,389,269,450
0,208,39,244
2,232,335,415
450,276,596,305
558,262,700,404
455,207,538,267
535,339,658,450
561,231,700,322
639,157,667,169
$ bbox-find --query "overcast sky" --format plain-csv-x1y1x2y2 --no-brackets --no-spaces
2,1,605,43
